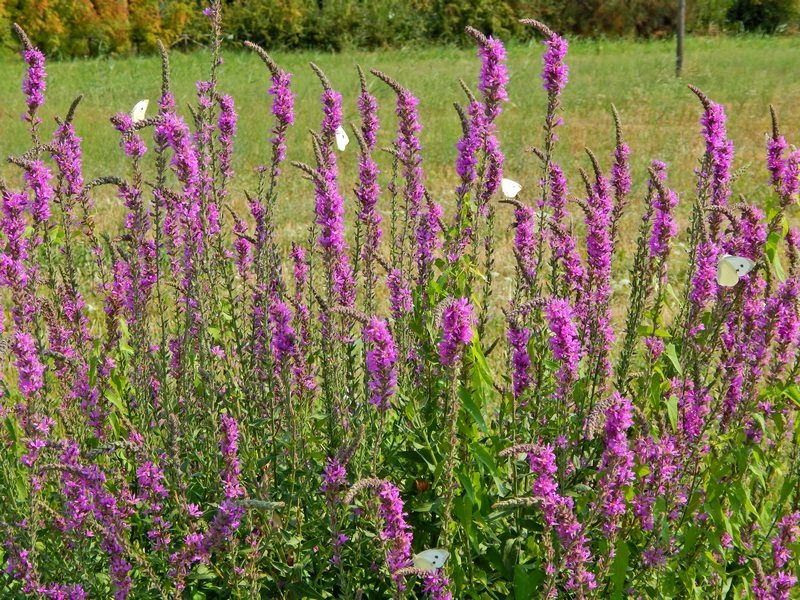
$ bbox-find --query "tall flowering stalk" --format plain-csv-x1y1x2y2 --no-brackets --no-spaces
244,42,295,193
346,479,451,599
371,69,438,285
690,85,734,241
593,393,635,539
521,19,568,157
354,66,382,309
545,298,582,405
508,319,532,401
511,202,538,286
170,414,245,589
501,444,596,596
610,106,631,242
454,101,484,199
363,317,398,412
308,64,356,308
438,298,475,367
465,26,509,210
580,152,615,396
547,162,585,295
14,24,46,141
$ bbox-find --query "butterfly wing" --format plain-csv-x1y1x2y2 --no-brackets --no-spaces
131,99,149,123
732,256,755,276
501,178,522,199
716,256,740,287
412,549,449,571
335,126,349,151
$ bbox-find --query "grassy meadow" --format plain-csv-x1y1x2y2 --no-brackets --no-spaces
1,35,798,212
0,35,798,305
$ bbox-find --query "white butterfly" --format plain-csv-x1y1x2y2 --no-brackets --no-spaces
335,125,349,151
501,178,522,199
412,548,449,571
716,254,756,287
130,99,149,123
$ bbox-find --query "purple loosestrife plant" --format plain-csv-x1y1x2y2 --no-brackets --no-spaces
346,479,452,598
362,317,398,412
13,331,45,397
520,444,597,595
353,68,382,304
508,322,532,401
580,153,615,392
611,114,632,208
513,203,538,285
691,86,734,241
465,27,509,210
545,297,582,404
521,19,569,155
307,65,356,309
548,162,585,294
648,161,679,265
438,298,475,367
244,43,296,187
16,25,46,137
2,15,800,600
23,159,54,223
593,393,635,536
216,93,237,184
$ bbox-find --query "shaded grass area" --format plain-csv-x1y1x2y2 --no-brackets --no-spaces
0,36,797,274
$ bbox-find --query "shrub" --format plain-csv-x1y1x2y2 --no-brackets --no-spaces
0,5,799,599
727,0,800,31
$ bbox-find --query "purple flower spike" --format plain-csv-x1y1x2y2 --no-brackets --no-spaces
21,47,46,122
467,28,509,122
438,297,474,367
363,317,398,411
593,393,635,536
648,160,679,264
23,159,54,223
387,269,413,319
357,69,379,151
541,34,569,97
269,69,294,174
545,298,581,401
455,102,484,195
13,332,45,397
508,324,532,399
217,94,237,180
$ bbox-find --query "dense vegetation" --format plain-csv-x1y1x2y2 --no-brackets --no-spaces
0,1,799,598
1,0,799,57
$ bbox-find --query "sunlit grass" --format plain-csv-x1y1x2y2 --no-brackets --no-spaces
0,35,797,258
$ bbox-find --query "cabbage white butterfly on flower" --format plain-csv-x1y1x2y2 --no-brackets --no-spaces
412,549,449,571
716,254,755,287
335,125,349,151
130,99,149,123
501,178,522,199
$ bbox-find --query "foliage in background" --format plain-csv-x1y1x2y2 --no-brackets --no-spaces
1,0,799,58
0,1,799,599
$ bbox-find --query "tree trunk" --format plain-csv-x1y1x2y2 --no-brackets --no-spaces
676,0,686,77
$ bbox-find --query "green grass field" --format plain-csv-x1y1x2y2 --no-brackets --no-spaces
0,35,798,252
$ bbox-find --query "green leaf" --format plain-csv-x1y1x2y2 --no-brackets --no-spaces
766,229,787,282
610,540,631,599
471,443,499,479
104,387,128,416
666,395,679,433
783,385,800,408
665,343,682,375
460,388,488,434
470,442,506,495
514,565,544,600
637,325,671,338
